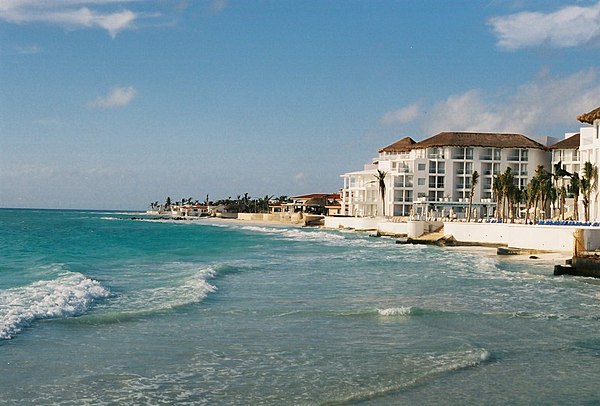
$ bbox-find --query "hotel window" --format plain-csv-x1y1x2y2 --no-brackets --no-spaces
429,161,436,173
521,149,528,161
418,163,426,171
481,148,492,161
508,149,520,161
428,147,445,159
418,178,425,186
493,148,501,160
466,147,473,160
554,150,562,161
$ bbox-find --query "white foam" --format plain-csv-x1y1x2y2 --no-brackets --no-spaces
377,307,412,316
0,272,110,340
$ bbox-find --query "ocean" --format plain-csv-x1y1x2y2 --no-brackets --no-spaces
1,208,600,405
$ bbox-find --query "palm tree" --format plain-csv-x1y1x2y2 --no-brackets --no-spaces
500,167,515,222
580,161,598,222
492,175,503,220
466,170,479,222
568,172,581,221
373,170,388,217
552,162,571,219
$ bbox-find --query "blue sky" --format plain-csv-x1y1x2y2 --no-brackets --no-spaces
1,0,600,209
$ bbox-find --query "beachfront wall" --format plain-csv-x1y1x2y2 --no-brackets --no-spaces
444,222,600,252
324,216,380,231
237,212,304,223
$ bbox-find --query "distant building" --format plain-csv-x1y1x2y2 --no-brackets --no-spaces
284,194,341,215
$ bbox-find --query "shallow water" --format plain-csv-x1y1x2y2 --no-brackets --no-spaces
1,209,599,404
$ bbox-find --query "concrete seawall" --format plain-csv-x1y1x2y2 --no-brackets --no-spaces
324,216,600,253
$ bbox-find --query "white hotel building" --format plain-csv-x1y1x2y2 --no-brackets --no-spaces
340,132,551,220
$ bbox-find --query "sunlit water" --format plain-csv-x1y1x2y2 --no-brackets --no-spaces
1,209,600,404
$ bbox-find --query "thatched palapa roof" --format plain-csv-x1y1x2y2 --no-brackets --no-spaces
412,132,546,150
378,136,416,153
548,133,580,150
577,106,600,125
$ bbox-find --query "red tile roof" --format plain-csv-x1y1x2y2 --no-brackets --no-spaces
413,132,546,150
549,133,580,150
378,137,416,153
291,193,340,200
577,106,600,125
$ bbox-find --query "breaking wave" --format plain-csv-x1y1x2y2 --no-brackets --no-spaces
0,271,110,340
115,266,217,314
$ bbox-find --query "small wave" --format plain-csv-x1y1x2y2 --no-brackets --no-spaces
104,266,217,316
323,348,490,405
0,272,110,340
377,307,412,316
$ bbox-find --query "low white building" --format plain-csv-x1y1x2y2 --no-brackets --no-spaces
340,132,550,220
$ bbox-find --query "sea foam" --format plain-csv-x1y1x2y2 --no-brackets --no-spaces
377,307,412,316
0,271,110,340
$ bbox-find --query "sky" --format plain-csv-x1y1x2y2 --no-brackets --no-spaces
1,0,600,210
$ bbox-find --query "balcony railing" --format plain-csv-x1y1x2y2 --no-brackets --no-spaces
452,154,473,160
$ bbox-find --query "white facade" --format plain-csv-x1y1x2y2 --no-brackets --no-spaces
578,118,600,221
550,133,580,219
341,134,551,220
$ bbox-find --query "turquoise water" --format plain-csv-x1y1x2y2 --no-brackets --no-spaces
1,209,600,404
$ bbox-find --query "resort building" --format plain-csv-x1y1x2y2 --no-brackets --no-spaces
340,132,551,220
577,106,600,220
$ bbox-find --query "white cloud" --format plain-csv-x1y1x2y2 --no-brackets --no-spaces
416,68,600,136
15,43,40,54
88,85,137,108
0,1,140,38
381,103,420,126
489,1,600,49
209,0,228,14
293,172,306,185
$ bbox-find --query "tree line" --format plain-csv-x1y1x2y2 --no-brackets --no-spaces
491,161,598,223
149,194,291,214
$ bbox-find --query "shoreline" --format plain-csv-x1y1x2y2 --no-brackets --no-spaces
137,213,574,266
